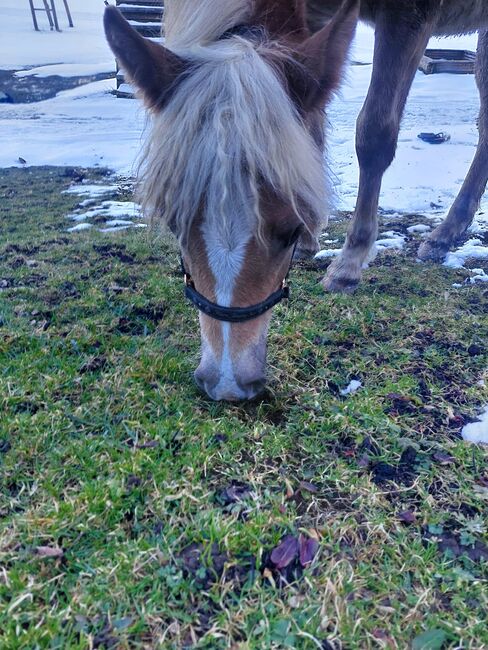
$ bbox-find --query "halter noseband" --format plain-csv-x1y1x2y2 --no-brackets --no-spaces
181,244,296,324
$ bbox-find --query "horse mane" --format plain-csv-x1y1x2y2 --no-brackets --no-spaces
139,0,330,246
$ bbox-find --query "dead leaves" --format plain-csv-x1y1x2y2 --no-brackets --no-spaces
35,546,64,559
265,532,320,586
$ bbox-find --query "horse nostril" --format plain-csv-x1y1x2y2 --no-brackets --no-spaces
240,378,266,400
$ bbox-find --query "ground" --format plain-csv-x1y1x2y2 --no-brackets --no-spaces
1,168,487,649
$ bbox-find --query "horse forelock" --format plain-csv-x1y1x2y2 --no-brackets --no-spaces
164,0,253,49
139,5,330,248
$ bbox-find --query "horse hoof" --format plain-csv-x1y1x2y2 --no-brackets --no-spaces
417,238,450,262
321,273,360,294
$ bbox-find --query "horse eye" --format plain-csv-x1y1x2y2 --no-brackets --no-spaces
285,225,303,248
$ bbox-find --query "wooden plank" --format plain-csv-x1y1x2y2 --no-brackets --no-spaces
116,0,162,6
419,49,476,75
118,6,163,22
114,0,164,96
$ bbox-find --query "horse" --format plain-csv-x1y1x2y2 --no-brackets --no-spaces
104,0,359,401
306,0,488,292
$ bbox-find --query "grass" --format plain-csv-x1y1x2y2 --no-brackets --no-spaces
0,166,487,649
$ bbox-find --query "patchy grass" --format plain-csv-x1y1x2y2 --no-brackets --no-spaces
0,167,487,650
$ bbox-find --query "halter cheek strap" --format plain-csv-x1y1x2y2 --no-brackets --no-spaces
181,243,296,324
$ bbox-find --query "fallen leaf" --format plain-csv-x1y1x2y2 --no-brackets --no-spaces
398,509,416,525
299,534,319,567
35,546,64,559
412,629,447,650
432,451,455,465
270,535,299,570
299,481,319,494
112,617,134,631
216,482,252,506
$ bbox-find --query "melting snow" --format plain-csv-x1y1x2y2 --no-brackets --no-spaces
462,407,488,445
340,380,362,397
376,231,406,250
469,268,488,283
315,248,342,260
444,238,488,269
67,200,141,222
407,224,432,234
67,223,92,232
15,62,113,78
64,184,119,197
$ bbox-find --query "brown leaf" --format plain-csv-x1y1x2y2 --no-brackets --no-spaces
299,481,319,494
398,509,416,525
270,535,299,570
432,451,455,465
299,534,319,567
35,546,64,559
284,478,294,499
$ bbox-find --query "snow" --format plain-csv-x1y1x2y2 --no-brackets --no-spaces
15,63,113,78
0,4,487,265
443,238,488,269
462,407,488,445
315,248,342,260
340,380,363,397
0,0,114,71
407,224,432,234
331,26,486,220
315,230,406,260
66,199,141,221
67,222,92,232
376,231,406,251
469,268,488,283
64,184,119,197
0,79,145,171
64,188,144,233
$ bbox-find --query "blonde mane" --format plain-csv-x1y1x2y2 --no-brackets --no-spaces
139,0,330,245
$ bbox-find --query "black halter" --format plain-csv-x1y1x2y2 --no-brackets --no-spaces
181,244,296,324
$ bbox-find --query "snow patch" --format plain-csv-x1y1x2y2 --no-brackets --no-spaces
67,223,92,232
315,249,342,260
340,380,362,397
444,239,488,269
64,184,119,198
67,200,141,222
376,232,406,251
462,407,488,445
407,224,431,234
469,268,488,283
15,63,113,79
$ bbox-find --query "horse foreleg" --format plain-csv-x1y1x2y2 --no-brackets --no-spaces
418,29,488,261
323,10,433,293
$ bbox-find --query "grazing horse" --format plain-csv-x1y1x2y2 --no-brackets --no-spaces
307,0,488,292
104,0,358,401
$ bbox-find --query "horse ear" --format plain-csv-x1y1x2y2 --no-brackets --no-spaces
290,0,359,110
104,6,187,109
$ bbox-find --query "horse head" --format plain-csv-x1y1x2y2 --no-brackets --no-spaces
105,0,358,400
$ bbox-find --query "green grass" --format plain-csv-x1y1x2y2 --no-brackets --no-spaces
0,167,487,649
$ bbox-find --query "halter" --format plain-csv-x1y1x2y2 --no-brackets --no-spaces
181,243,296,324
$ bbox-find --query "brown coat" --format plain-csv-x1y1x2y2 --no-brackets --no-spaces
307,0,488,35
